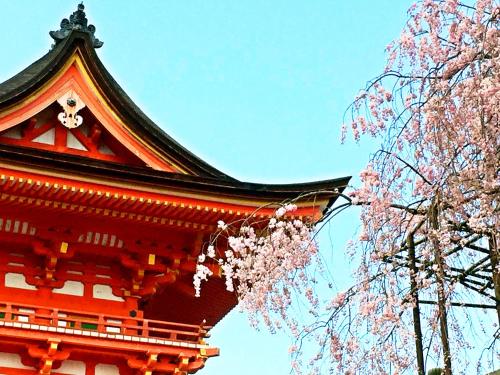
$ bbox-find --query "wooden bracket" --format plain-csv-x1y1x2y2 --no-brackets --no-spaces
32,239,74,285
27,339,70,375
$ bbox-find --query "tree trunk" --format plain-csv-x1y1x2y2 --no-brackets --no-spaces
430,201,452,375
407,234,425,375
489,234,500,325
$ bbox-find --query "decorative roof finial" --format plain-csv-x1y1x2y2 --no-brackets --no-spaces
49,3,104,49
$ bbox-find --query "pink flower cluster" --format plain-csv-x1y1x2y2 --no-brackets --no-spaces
195,203,319,329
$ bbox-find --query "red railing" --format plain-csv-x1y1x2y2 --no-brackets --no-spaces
0,301,210,344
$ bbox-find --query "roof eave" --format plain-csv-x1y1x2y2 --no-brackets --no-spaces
0,143,351,205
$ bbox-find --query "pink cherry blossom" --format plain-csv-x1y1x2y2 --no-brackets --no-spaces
195,1,499,373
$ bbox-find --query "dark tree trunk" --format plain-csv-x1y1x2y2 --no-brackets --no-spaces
430,201,452,375
408,233,425,375
489,235,500,325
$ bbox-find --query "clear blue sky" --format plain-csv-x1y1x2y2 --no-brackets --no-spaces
0,1,412,373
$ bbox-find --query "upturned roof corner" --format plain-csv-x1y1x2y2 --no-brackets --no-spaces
49,3,103,49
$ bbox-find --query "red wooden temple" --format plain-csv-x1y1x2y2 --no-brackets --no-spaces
0,4,349,375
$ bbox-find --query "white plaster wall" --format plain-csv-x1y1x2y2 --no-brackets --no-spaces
56,360,86,375
93,284,124,302
4,272,36,290
66,131,87,151
53,280,85,296
32,128,55,145
95,364,120,375
0,352,35,370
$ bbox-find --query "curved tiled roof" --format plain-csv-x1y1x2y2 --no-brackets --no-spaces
0,30,350,206
0,32,233,178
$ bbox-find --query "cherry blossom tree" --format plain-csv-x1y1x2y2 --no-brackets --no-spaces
196,1,499,374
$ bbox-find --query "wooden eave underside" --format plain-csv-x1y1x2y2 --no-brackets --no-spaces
0,144,350,223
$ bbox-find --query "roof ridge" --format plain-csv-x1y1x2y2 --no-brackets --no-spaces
49,3,103,49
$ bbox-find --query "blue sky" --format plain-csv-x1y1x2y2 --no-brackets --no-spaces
0,1,413,373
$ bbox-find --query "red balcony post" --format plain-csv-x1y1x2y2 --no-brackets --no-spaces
52,308,59,327
142,319,149,338
97,314,105,333
4,303,12,322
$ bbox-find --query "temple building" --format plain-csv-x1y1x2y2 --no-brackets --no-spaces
0,4,349,375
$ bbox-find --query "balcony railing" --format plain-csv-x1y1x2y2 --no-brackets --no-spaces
0,301,211,347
